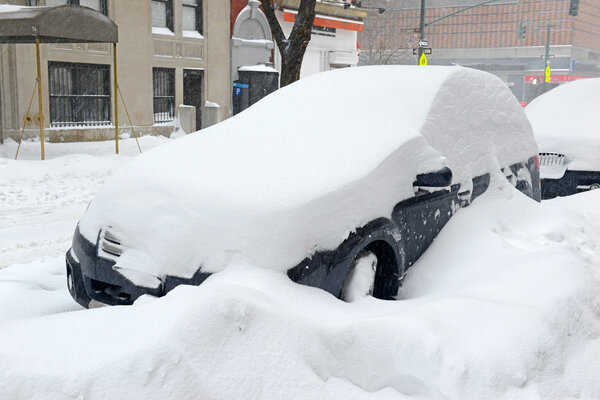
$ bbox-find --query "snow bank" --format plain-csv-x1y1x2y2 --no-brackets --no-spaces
526,78,600,172
78,66,535,285
0,257,82,325
1,179,599,399
0,137,168,267
0,5,26,12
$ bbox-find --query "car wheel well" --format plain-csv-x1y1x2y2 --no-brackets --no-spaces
362,240,400,300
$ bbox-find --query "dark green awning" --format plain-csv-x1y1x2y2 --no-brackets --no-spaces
0,5,118,44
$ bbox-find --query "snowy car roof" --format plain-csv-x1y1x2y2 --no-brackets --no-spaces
79,66,535,283
526,78,600,170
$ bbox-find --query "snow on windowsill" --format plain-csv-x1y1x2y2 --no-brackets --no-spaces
182,30,204,39
152,27,175,36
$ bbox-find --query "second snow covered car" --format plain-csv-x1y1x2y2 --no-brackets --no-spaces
526,78,600,199
66,66,540,307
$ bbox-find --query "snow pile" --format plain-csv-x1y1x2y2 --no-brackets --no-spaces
0,5,25,12
0,258,82,325
1,178,599,399
0,137,168,267
526,78,600,172
79,66,536,285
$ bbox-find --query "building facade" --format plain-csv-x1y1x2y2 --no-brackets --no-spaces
0,0,230,143
359,0,600,103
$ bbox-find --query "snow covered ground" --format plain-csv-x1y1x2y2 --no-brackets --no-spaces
1,138,600,399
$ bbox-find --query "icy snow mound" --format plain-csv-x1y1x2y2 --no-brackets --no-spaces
79,66,535,281
1,180,599,399
526,78,600,171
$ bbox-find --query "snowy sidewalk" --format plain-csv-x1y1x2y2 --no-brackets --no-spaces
0,137,167,268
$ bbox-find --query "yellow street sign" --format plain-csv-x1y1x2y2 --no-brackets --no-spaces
419,53,428,66
545,65,551,83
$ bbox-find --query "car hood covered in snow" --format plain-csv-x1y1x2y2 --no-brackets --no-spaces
526,78,600,175
78,66,535,286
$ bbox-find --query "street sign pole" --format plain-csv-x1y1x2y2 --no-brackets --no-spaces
544,23,551,84
418,0,425,65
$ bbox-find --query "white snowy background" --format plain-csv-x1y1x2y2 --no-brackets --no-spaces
1,137,600,399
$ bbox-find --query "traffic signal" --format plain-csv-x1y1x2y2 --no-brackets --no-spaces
518,21,527,39
569,0,579,16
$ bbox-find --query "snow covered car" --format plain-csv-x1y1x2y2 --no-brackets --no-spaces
526,78,600,199
66,66,540,308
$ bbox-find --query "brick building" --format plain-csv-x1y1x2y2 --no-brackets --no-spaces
359,0,600,102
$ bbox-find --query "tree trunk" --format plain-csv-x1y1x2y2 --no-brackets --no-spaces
261,0,316,87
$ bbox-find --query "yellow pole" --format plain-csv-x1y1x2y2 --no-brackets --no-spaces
113,43,119,154
35,37,45,160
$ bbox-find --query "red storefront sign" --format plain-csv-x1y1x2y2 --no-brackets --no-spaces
524,75,592,83
283,10,364,32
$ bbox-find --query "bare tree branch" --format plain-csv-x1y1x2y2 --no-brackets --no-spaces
260,0,317,87
260,0,288,55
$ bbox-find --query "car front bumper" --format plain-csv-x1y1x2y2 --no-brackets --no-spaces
66,226,211,307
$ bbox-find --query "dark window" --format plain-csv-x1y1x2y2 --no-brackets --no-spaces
153,67,175,123
182,0,202,34
45,0,108,16
48,62,111,127
152,0,173,31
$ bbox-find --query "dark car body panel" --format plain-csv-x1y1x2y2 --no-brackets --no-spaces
66,157,540,307
541,170,600,199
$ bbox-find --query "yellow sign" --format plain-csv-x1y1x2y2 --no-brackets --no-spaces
419,53,428,66
545,65,551,83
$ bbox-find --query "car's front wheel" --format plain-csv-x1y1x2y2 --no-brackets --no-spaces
340,250,377,302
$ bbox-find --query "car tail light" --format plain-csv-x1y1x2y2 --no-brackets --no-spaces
533,155,540,169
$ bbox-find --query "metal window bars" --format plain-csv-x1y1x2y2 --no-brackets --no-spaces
153,67,175,123
48,62,111,127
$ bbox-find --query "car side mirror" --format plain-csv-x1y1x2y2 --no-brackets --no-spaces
413,167,453,188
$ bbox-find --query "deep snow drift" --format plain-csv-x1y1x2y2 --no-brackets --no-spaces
1,174,599,399
78,66,536,287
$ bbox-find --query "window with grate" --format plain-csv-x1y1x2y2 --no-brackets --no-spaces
45,0,108,15
153,67,175,123
48,62,111,127
182,0,202,34
152,0,173,31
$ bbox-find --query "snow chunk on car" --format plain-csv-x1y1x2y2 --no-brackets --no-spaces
77,65,536,288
